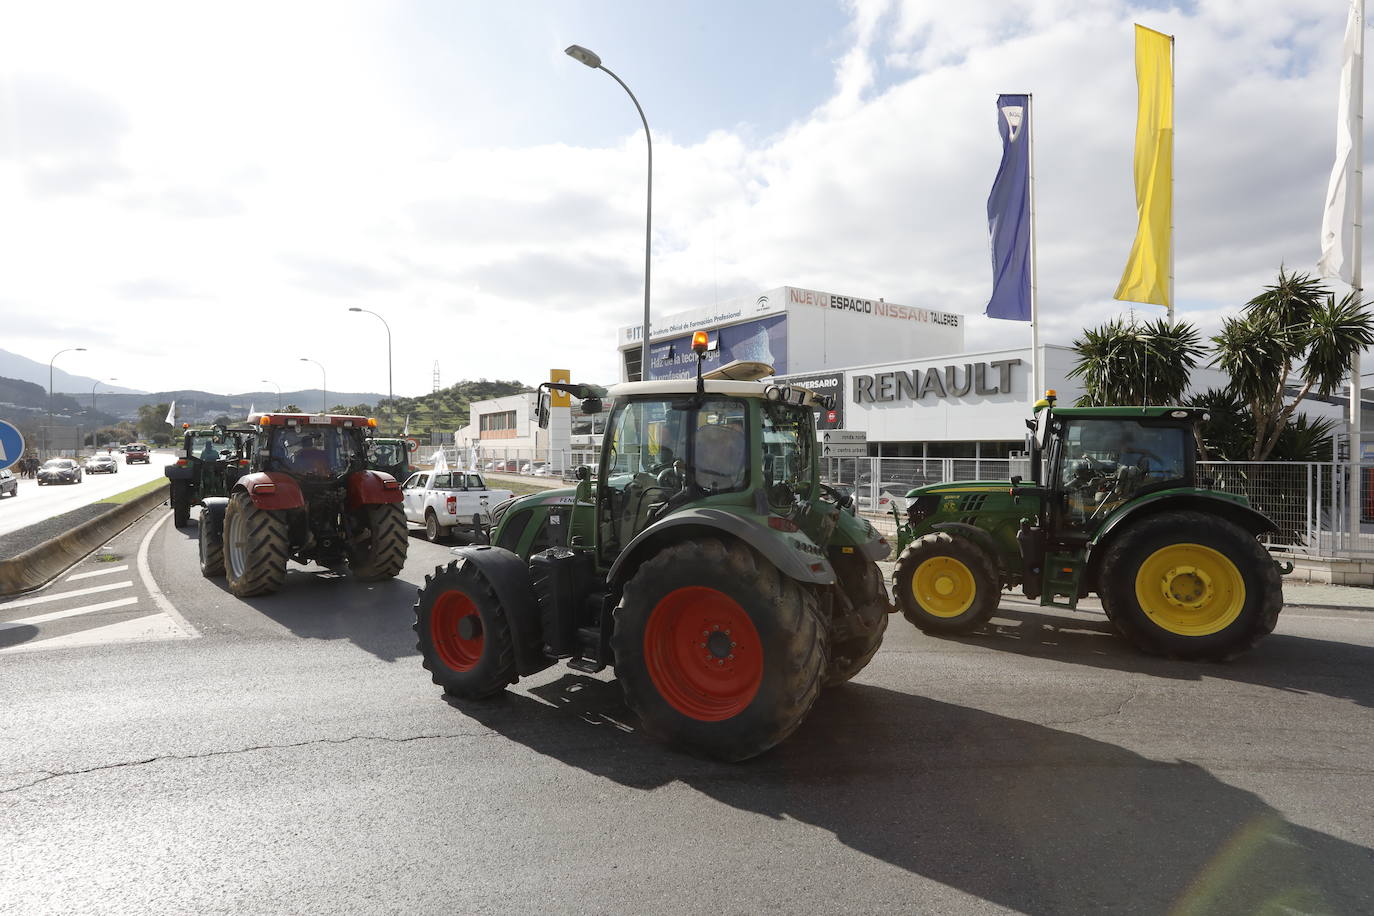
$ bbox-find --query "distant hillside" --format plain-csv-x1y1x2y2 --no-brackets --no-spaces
0,349,142,394
0,375,80,412
63,389,388,422
382,379,531,440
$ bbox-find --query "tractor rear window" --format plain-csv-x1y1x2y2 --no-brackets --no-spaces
271,426,361,477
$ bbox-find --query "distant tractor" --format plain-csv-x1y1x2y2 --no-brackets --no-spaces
198,413,407,595
366,436,415,484
412,339,894,761
891,392,1285,661
164,423,255,528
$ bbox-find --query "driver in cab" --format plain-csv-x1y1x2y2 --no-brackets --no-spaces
276,431,332,476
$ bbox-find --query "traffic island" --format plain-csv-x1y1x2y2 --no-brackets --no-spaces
0,479,170,596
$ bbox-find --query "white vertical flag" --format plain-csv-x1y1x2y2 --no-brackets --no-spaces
164,401,176,425
1319,0,1364,284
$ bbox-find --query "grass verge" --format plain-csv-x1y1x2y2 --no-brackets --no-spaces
99,477,169,505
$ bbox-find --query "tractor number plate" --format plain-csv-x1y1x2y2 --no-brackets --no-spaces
309,416,329,425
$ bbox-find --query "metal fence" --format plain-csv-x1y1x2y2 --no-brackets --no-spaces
425,447,1374,558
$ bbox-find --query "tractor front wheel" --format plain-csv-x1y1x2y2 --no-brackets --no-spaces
894,531,1001,634
198,512,225,579
414,559,516,698
1099,510,1281,660
613,538,827,762
224,492,289,597
350,504,408,581
825,554,891,685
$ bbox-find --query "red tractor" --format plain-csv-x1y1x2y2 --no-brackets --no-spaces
198,413,408,596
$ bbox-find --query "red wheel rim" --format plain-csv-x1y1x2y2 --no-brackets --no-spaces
643,586,763,722
431,591,483,672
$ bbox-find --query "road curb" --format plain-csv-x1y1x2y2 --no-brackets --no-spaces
0,480,170,597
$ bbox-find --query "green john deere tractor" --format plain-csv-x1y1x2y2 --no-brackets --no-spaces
413,342,893,761
164,424,256,528
891,392,1286,661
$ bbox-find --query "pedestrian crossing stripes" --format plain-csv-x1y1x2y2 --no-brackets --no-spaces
0,510,195,654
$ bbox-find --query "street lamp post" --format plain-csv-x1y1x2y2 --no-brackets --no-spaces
300,358,326,412
92,377,117,411
565,44,653,380
348,307,393,432
261,379,281,411
47,347,87,458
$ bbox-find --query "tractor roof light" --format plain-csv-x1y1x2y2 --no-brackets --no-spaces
182,423,190,429
367,418,378,428
258,416,273,427
691,331,709,354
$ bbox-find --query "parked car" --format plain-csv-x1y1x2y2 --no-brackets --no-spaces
85,454,119,474
855,481,915,513
0,468,16,497
399,470,515,542
125,444,151,464
38,458,82,485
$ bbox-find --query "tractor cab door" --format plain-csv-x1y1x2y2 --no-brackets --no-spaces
1049,417,1192,538
597,396,748,564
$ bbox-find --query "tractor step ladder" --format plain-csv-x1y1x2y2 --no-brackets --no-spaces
1041,551,1084,609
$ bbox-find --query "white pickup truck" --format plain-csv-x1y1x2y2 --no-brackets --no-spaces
399,470,515,542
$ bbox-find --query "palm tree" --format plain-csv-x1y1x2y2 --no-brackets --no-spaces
1067,317,1204,407
1212,267,1374,460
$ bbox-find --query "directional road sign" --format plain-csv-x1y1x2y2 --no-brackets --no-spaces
820,443,868,458
819,429,867,444
0,420,24,470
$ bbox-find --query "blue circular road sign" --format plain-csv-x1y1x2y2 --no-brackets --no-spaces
0,420,24,471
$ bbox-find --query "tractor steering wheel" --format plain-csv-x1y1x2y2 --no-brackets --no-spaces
819,482,853,509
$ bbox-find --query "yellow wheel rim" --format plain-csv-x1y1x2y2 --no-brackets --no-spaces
911,556,977,618
1134,543,1245,636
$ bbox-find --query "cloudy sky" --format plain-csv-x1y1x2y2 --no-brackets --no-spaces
0,0,1363,398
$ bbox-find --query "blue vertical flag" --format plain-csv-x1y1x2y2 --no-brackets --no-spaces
985,94,1032,320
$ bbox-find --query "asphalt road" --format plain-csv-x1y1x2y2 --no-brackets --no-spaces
2,508,1372,915
0,451,175,538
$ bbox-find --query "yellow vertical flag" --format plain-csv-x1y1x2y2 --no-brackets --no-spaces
1115,24,1173,308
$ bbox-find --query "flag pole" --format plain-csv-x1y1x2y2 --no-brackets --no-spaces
1027,93,1041,404
1167,34,1176,323
1351,0,1365,546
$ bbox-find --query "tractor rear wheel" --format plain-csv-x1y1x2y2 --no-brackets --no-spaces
894,531,1001,634
350,504,408,581
414,559,516,698
825,554,891,685
224,492,289,597
171,481,191,528
1099,510,1281,660
613,538,827,762
198,513,225,579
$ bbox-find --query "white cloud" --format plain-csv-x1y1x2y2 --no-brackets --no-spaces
0,0,1362,400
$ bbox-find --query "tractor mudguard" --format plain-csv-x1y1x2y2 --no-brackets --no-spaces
1090,491,1278,551
200,497,229,543
447,545,554,677
232,471,305,510
164,465,194,480
829,508,892,562
607,507,836,591
346,469,403,509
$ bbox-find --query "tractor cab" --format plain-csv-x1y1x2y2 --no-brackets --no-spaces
164,423,257,527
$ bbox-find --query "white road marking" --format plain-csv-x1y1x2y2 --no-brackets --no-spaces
0,596,139,630
65,564,130,581
136,509,197,638
3,612,187,653
0,581,133,612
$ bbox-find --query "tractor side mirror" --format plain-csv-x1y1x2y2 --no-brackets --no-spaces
576,465,591,481
580,397,603,415
536,391,550,429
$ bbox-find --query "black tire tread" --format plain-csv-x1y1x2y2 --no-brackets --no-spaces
172,481,191,528
224,492,289,597
893,531,1002,634
1098,510,1282,661
825,554,891,685
199,512,225,579
351,503,409,581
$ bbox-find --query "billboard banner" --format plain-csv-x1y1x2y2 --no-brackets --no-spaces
647,314,788,381
774,371,845,429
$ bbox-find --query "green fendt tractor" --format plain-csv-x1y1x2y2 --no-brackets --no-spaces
891,392,1285,661
366,436,414,483
164,423,256,528
413,340,894,761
